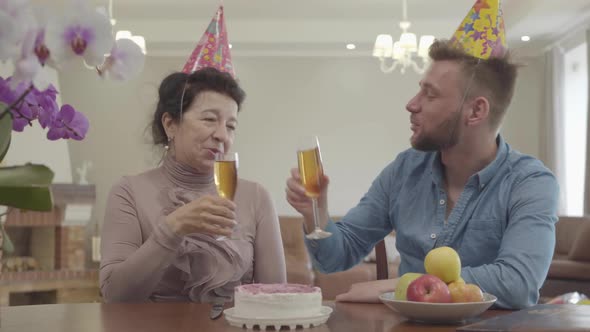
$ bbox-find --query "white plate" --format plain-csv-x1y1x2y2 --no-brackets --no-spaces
224,306,333,330
379,292,497,324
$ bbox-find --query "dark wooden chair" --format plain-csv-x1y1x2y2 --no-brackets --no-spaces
375,239,389,280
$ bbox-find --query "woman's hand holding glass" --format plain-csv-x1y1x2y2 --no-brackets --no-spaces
214,151,239,240
165,196,237,237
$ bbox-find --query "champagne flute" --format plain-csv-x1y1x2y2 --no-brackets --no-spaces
214,151,238,240
297,136,332,240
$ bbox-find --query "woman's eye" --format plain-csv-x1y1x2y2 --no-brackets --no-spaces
227,125,236,131
203,118,216,122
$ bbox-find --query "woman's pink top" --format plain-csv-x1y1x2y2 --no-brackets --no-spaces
99,155,287,303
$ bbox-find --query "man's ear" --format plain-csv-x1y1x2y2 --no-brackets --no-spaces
161,112,177,139
466,96,490,127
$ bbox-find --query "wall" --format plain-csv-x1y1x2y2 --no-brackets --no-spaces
57,55,545,228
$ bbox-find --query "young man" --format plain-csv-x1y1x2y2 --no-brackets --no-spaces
285,1,558,310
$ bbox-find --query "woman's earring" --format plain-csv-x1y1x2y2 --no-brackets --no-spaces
165,136,172,151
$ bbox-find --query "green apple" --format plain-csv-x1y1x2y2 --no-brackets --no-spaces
424,246,461,283
394,273,423,300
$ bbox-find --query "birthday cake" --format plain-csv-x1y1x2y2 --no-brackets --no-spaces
233,283,322,319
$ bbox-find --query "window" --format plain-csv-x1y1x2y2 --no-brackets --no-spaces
563,41,588,216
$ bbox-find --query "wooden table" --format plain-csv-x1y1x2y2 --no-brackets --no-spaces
0,301,508,332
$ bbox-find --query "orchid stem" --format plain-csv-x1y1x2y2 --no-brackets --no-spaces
0,84,34,121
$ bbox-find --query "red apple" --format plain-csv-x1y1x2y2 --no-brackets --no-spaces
406,274,452,303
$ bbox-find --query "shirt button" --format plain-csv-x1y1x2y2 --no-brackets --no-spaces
430,233,437,239
439,199,445,205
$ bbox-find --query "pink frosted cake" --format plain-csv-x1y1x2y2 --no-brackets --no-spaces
234,283,322,318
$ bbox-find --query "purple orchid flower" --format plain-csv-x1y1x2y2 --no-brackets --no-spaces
1,77,39,131
32,84,59,128
46,104,89,141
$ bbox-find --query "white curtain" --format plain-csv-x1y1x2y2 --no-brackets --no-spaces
584,29,590,215
544,46,567,215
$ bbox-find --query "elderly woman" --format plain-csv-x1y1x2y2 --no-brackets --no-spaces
100,67,286,303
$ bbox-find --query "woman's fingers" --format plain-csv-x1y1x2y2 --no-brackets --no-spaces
200,220,234,236
204,202,236,220
202,211,237,229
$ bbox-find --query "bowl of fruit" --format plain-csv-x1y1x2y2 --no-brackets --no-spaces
379,246,497,324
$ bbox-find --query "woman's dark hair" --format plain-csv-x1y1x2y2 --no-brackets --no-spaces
151,67,246,146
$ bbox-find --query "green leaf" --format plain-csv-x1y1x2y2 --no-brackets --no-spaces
0,186,53,211
0,164,54,211
0,164,54,186
0,101,12,164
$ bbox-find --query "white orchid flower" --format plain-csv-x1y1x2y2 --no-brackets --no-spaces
98,38,145,81
0,0,35,61
10,28,43,89
44,0,113,66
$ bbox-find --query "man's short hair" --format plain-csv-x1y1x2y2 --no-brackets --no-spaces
429,39,519,129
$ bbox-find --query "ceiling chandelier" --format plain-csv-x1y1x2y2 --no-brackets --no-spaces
372,0,434,74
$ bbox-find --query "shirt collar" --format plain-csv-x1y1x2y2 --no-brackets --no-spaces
429,134,509,190
476,134,509,189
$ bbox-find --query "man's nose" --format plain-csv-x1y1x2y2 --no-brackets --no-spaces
406,95,420,113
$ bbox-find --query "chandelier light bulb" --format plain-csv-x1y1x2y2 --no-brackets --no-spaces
371,0,433,74
399,32,417,51
373,34,394,57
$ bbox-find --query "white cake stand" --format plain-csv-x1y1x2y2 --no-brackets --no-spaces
224,306,333,330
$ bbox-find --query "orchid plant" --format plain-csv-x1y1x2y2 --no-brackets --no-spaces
0,0,145,252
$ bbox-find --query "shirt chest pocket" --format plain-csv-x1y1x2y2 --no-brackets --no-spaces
458,218,504,267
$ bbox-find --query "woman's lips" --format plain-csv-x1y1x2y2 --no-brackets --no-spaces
205,148,219,158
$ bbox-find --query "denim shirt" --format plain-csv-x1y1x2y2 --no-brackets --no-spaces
305,136,559,309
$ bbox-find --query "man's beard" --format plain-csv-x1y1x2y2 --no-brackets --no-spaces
411,110,462,151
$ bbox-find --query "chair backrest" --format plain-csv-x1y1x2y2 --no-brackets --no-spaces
278,216,314,285
375,239,388,280
555,216,587,255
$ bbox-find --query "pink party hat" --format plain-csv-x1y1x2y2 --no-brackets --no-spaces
182,6,235,77
450,0,507,60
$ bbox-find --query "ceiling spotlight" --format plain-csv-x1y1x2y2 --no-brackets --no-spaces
521,36,531,42
346,43,356,50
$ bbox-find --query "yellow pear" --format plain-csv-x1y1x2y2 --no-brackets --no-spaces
424,246,461,283
394,273,423,300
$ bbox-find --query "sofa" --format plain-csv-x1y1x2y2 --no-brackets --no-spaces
279,216,399,300
540,216,590,298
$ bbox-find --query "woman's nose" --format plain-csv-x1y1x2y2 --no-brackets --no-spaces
213,124,230,142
